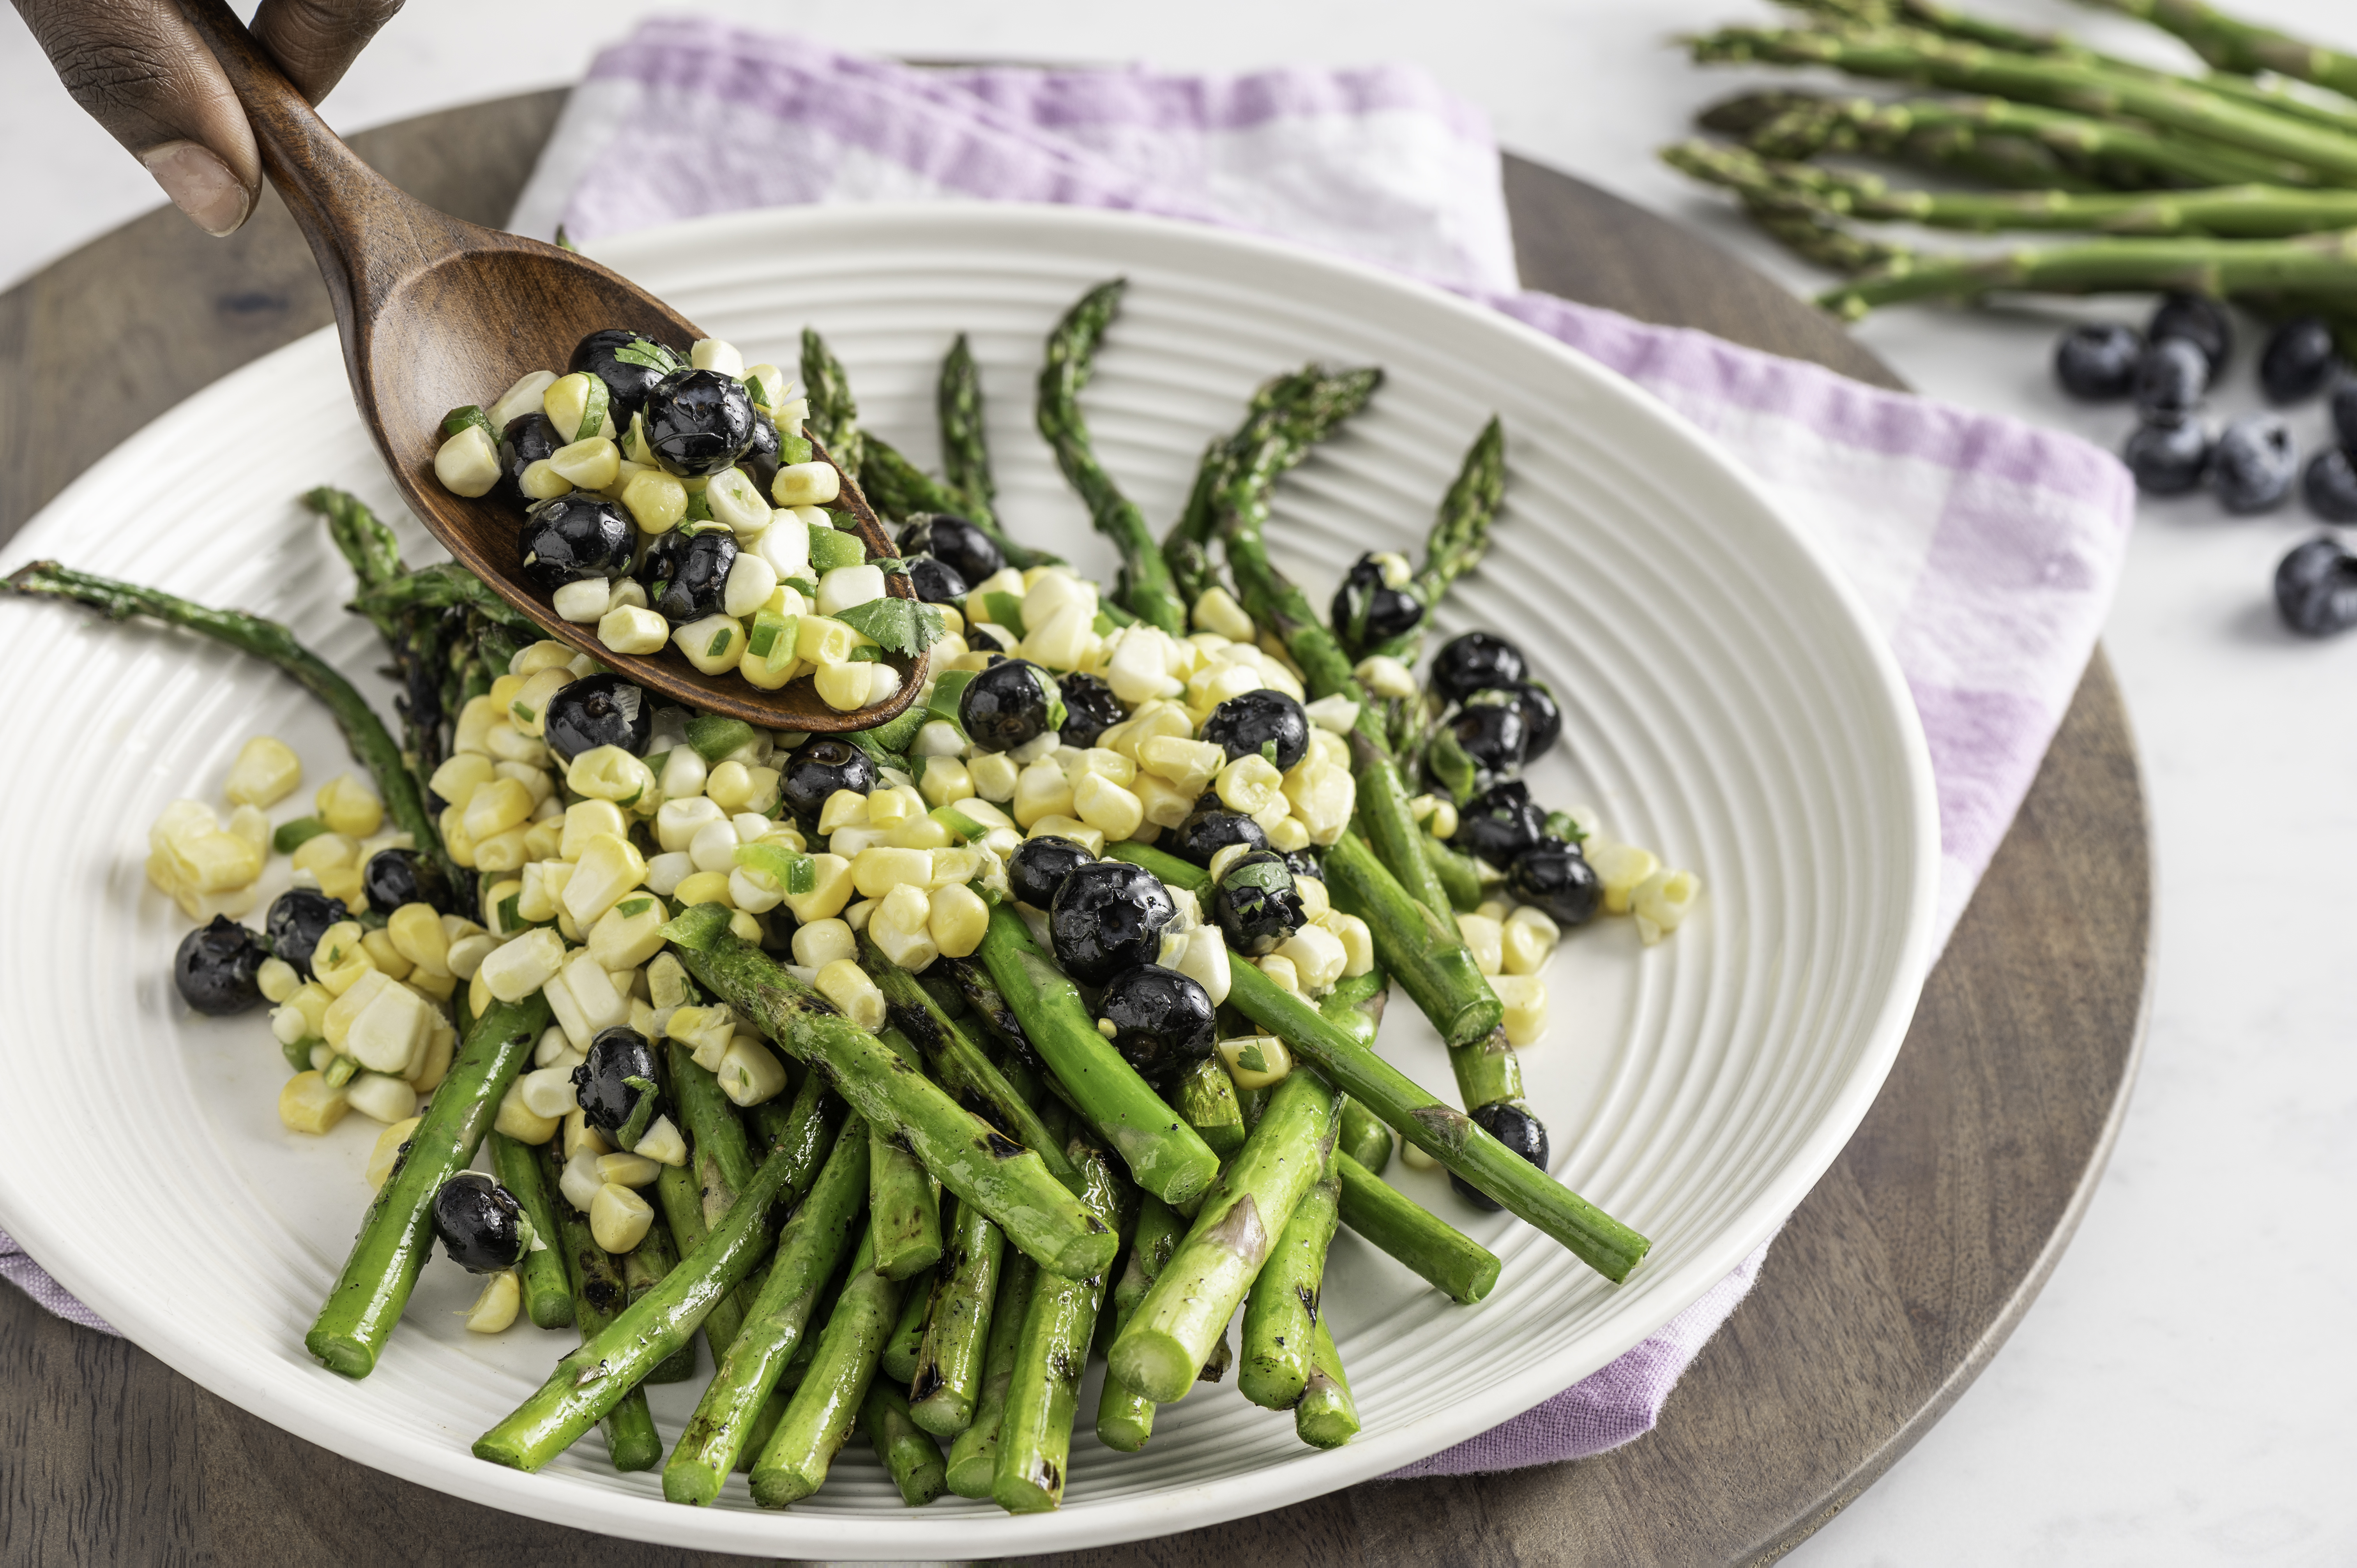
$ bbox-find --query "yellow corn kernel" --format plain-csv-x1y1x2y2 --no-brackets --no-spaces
563,833,647,927
867,784,922,829
1256,954,1300,994
290,831,358,876
428,753,497,810
772,461,840,507
809,659,867,712
707,762,781,815
548,435,620,491
366,1115,422,1190
504,639,570,677
780,853,854,923
917,757,974,808
311,922,375,997
407,1010,455,1087
565,745,656,810
1282,762,1355,847
1137,736,1222,797
225,735,302,807
816,788,868,835
597,1150,663,1188
560,799,630,862
359,927,413,981
1191,586,1254,642
315,773,384,837
256,956,301,1005
884,814,956,851
929,883,989,959
795,615,858,667
1131,771,1196,832
440,807,477,869
1026,816,1105,856
967,751,1019,803
470,825,529,874
620,468,688,534
1073,773,1145,842
507,666,574,738
1277,924,1349,992
480,926,566,1004
672,870,735,909
814,958,887,1029
278,1070,350,1135
463,1269,521,1334
852,846,934,900
458,777,529,846
590,1183,655,1253
1456,913,1504,976
1588,840,1661,916
869,885,938,972
717,1038,789,1107
1217,1033,1291,1090
589,893,668,970
1491,973,1548,1046
1215,754,1284,817
1632,867,1700,945
1500,910,1557,975
675,614,747,676
493,1075,560,1145
1011,760,1074,829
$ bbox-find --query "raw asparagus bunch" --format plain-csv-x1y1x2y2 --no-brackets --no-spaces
2081,0,2357,100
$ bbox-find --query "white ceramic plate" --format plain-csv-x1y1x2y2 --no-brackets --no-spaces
0,204,1936,1558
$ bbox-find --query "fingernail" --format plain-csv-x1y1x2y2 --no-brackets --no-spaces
141,141,253,237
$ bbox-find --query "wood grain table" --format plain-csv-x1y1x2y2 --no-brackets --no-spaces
0,90,2151,1567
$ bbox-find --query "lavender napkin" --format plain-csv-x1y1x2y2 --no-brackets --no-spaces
2,21,2136,1479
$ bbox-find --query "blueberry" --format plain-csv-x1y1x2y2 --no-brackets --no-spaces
1453,780,1546,866
1448,691,1529,774
2210,414,2298,514
2332,379,2357,449
1049,861,1176,985
636,526,739,624
569,329,679,429
1282,848,1324,881
172,915,267,1014
959,658,1058,753
1168,794,1268,866
1055,672,1125,749
518,494,632,591
1200,689,1310,772
2149,291,2232,377
1095,965,1217,1081
642,368,757,477
1009,835,1094,911
361,848,454,916
1212,849,1307,956
965,624,1014,655
2124,420,2211,494
2259,316,2338,403
2274,535,2357,637
905,555,970,606
495,413,563,505
1431,632,1527,707
265,888,348,978
541,672,653,764
572,1027,662,1133
2053,322,2143,401
740,409,783,492
1506,842,1601,927
2302,448,2357,523
780,737,877,820
1330,552,1425,650
1448,1102,1550,1211
1507,680,1562,761
2133,337,2210,424
897,515,1003,589
431,1172,529,1273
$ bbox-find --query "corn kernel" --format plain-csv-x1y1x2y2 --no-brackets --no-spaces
1073,772,1145,841
809,659,866,712
852,845,935,900
478,926,564,1004
620,468,688,534
311,921,375,997
706,761,781,814
560,799,630,862
463,776,535,844
717,1038,790,1107
1632,867,1700,943
590,1183,655,1253
366,1114,422,1190
461,1269,521,1335
1011,759,1074,828
315,773,384,837
1256,954,1300,994
870,885,938,972
772,461,840,507
256,956,301,1005
1278,924,1349,992
815,958,886,1029
278,1070,350,1135
1218,1033,1291,1089
1315,910,1375,977
1026,816,1105,856
1492,973,1549,1046
1500,914,1553,975
598,604,670,656
1191,586,1254,642
290,831,358,876
225,735,302,807
589,893,668,969
968,751,1019,803
775,854,850,922
1589,840,1660,916
359,927,413,981
1215,754,1285,817
928,883,989,958
1457,913,1504,975
567,745,656,808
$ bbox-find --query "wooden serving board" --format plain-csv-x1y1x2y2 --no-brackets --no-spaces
0,91,2150,1567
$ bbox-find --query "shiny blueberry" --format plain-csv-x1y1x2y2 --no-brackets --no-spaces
2051,322,2142,401
1506,841,1601,927
541,673,653,765
2260,316,2338,404
643,368,756,477
1448,691,1529,773
1009,835,1095,911
173,915,267,1014
781,737,878,820
965,624,1013,655
1431,632,1527,707
2149,291,2232,377
1213,849,1306,956
897,514,1004,589
1449,1102,1550,1211
2210,415,2298,515
740,408,783,491
1049,861,1176,985
569,328,679,429
1097,964,1217,1081
1054,672,1124,749
2124,419,2211,495
1201,689,1310,771
2133,337,2209,424
572,1027,662,1134
496,413,563,505
362,848,454,916
1283,848,1323,881
1330,553,1425,650
1454,780,1547,866
959,658,1059,753
519,494,632,592
905,555,970,606
2275,535,2357,636
431,1171,530,1273
1168,794,1269,867
637,526,739,623
2332,380,2357,450
2306,447,2357,523
265,888,348,978
1506,680,1561,761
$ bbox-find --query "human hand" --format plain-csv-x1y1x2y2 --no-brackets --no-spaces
12,0,404,237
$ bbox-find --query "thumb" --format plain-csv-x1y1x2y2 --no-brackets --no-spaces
12,0,261,236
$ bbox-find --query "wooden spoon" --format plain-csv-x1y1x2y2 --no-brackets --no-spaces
177,0,926,731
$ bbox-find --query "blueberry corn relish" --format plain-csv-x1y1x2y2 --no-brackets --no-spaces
433,331,944,710
101,284,1684,1498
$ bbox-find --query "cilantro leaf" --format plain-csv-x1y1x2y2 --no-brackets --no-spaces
612,337,685,374
833,596,944,656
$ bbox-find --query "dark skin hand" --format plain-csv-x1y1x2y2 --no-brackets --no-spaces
11,0,405,236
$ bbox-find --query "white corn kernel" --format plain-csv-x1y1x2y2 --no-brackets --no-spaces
590,1183,655,1253
728,865,784,913
552,577,611,622
479,926,566,1003
968,751,1019,802
463,1270,521,1334
675,614,746,676
1353,654,1417,699
597,604,669,656
705,465,769,533
1457,913,1504,975
913,720,968,759
1492,973,1549,1047
772,462,841,507
1632,867,1701,943
634,1114,689,1166
1191,585,1254,642
1072,772,1145,841
1172,925,1232,1005
1316,910,1375,977
1278,924,1349,993
815,958,887,1029
1218,1033,1291,1089
757,510,811,579
256,956,301,1005
723,549,780,618
1428,798,1460,841
792,917,857,969
519,1065,580,1118
346,1071,418,1125
1500,914,1553,976
589,893,668,969
1302,694,1361,734
1215,754,1285,817
225,735,303,807
717,1038,790,1107
691,336,744,375
1011,760,1074,828
817,564,887,616
598,1150,663,1188
1589,840,1660,915
434,423,502,496
657,795,728,854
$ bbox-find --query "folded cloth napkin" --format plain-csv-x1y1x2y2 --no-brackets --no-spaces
2,21,2135,1480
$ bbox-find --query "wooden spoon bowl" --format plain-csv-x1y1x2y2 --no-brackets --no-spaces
179,0,924,730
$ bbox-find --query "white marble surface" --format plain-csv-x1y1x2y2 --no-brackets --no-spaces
5,2,2357,1562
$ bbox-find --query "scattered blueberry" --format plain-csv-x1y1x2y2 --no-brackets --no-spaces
2303,447,2357,523
1448,1102,1551,1212
2210,414,2297,514
2274,535,2357,637
2123,419,2211,494
2149,292,2233,377
2259,316,2338,403
2133,337,2209,424
2053,322,2143,401
2331,379,2357,450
